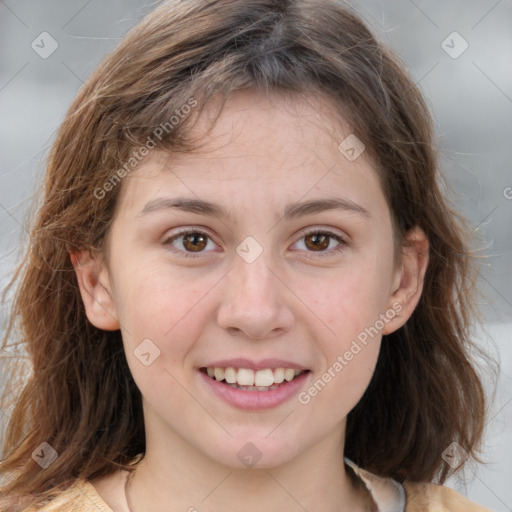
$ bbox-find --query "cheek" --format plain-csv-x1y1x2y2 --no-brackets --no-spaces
307,338,380,425
115,267,212,409
295,253,391,399
112,259,217,365
297,265,385,420
305,258,393,339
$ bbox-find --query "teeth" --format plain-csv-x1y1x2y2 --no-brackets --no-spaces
204,366,305,388
274,368,285,384
224,367,237,384
237,368,255,386
254,369,274,387
284,368,295,382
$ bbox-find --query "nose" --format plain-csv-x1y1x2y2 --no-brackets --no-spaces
216,253,294,340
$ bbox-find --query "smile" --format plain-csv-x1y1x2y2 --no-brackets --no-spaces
199,365,311,410
202,367,306,390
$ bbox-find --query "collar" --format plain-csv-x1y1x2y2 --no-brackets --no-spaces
345,458,406,512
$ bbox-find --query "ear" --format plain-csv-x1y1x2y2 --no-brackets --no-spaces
382,227,429,335
69,250,120,331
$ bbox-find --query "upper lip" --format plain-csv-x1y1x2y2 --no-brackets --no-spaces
200,358,309,371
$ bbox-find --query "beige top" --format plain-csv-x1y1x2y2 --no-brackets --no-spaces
33,466,492,512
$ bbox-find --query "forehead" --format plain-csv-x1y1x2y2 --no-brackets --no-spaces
186,88,353,159
115,89,384,217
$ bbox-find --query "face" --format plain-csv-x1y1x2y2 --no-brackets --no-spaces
77,89,417,470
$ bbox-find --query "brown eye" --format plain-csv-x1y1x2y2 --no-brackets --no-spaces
304,233,330,251
164,230,216,257
181,232,208,252
291,230,347,256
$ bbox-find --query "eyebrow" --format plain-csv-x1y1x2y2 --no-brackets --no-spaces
137,196,371,220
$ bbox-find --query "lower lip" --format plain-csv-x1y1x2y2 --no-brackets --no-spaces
199,370,310,410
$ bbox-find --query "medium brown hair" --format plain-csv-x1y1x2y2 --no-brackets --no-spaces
0,0,492,509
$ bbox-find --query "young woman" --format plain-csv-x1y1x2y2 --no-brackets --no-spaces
0,1,493,510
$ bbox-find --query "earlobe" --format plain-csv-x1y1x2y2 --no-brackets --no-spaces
69,250,120,331
382,227,429,335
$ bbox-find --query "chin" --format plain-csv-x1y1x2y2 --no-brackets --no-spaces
201,434,305,470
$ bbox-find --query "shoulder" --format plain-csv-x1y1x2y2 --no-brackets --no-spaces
346,459,493,512
36,478,116,512
403,481,493,512
35,470,131,512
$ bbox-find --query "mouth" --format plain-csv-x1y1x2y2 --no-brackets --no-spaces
200,366,309,391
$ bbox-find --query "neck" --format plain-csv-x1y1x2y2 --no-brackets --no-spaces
126,427,371,512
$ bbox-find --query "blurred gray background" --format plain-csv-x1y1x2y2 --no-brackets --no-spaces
0,1,511,510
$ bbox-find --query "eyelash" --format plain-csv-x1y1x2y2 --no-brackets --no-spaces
162,228,348,259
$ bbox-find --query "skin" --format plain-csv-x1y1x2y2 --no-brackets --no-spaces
73,89,429,512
